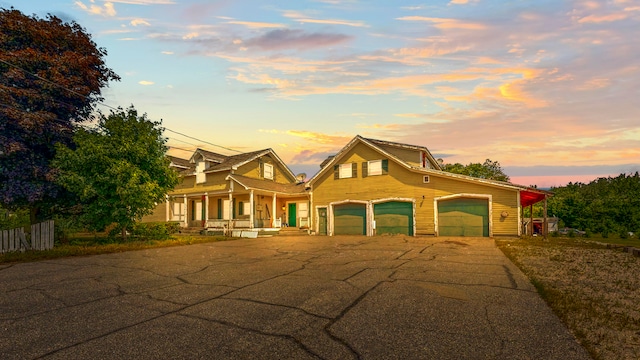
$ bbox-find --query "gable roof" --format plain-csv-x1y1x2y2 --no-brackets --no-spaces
189,148,227,164
308,135,437,184
363,137,441,170
168,155,192,170
306,135,553,200
182,148,297,183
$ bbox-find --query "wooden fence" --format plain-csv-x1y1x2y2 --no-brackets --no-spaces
1,220,54,253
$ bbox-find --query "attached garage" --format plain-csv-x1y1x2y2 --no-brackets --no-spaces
374,201,414,236
437,197,489,237
333,203,367,235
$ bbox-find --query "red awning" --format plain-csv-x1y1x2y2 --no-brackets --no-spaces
520,189,547,207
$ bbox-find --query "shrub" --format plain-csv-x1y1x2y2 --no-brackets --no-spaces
131,222,180,240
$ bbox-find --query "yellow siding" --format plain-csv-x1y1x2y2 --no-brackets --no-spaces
312,142,520,236
141,201,167,223
169,172,230,196
235,155,294,184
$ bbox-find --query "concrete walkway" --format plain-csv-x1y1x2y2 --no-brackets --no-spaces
0,236,590,359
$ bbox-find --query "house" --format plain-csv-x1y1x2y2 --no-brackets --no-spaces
142,148,309,232
305,136,550,237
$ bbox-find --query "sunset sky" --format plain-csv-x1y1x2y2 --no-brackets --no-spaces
5,0,640,188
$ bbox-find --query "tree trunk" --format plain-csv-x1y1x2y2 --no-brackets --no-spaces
121,227,127,241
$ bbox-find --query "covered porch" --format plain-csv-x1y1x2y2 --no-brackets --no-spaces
165,175,309,233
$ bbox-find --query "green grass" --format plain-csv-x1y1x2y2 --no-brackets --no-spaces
0,234,230,264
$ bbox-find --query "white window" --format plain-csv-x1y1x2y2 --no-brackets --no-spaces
368,160,383,176
222,199,230,220
196,161,206,184
339,163,353,179
243,202,251,215
298,203,308,218
263,163,274,180
172,203,184,221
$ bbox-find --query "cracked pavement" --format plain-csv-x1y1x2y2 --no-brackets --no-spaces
0,236,590,359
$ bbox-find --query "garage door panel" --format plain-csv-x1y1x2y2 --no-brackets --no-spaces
374,202,413,236
438,199,489,237
334,204,366,235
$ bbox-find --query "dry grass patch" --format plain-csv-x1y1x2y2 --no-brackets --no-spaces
496,237,640,360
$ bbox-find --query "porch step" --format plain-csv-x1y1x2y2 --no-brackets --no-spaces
277,227,310,236
176,227,205,235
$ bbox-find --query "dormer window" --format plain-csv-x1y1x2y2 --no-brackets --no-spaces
263,163,274,180
196,161,206,184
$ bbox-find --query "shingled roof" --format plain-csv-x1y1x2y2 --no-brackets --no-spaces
227,174,307,195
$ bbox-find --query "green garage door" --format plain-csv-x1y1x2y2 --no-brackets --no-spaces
374,202,413,236
334,203,367,235
438,198,489,237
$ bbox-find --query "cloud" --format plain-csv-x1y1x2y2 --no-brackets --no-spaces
131,18,150,26
578,13,628,23
396,16,486,30
226,21,286,29
75,1,116,16
161,51,174,55
283,11,368,28
138,80,155,85
243,29,351,51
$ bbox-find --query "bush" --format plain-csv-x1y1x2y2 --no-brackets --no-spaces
131,222,180,240
0,207,29,230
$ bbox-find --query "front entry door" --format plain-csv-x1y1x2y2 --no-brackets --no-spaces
288,203,297,227
318,208,327,235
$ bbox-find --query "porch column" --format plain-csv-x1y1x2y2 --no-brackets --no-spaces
204,193,208,227
272,194,277,228
249,190,255,229
183,195,188,227
529,204,533,236
228,192,233,229
165,195,170,222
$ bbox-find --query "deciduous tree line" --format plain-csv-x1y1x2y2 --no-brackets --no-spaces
546,173,640,237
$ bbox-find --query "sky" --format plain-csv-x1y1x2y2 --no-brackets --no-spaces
4,0,640,188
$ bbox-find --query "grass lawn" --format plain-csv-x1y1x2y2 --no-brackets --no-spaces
496,236,640,360
0,233,230,264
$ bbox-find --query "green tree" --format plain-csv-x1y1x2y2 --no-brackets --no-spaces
547,173,640,235
53,106,179,239
441,159,510,182
0,8,120,222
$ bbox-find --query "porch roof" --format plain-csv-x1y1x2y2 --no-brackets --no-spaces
227,174,307,195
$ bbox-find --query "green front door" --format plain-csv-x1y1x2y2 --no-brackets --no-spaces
334,203,366,235
288,203,297,227
438,198,489,237
318,208,328,235
374,202,413,236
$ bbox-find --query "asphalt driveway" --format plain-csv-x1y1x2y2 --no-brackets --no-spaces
0,235,589,359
